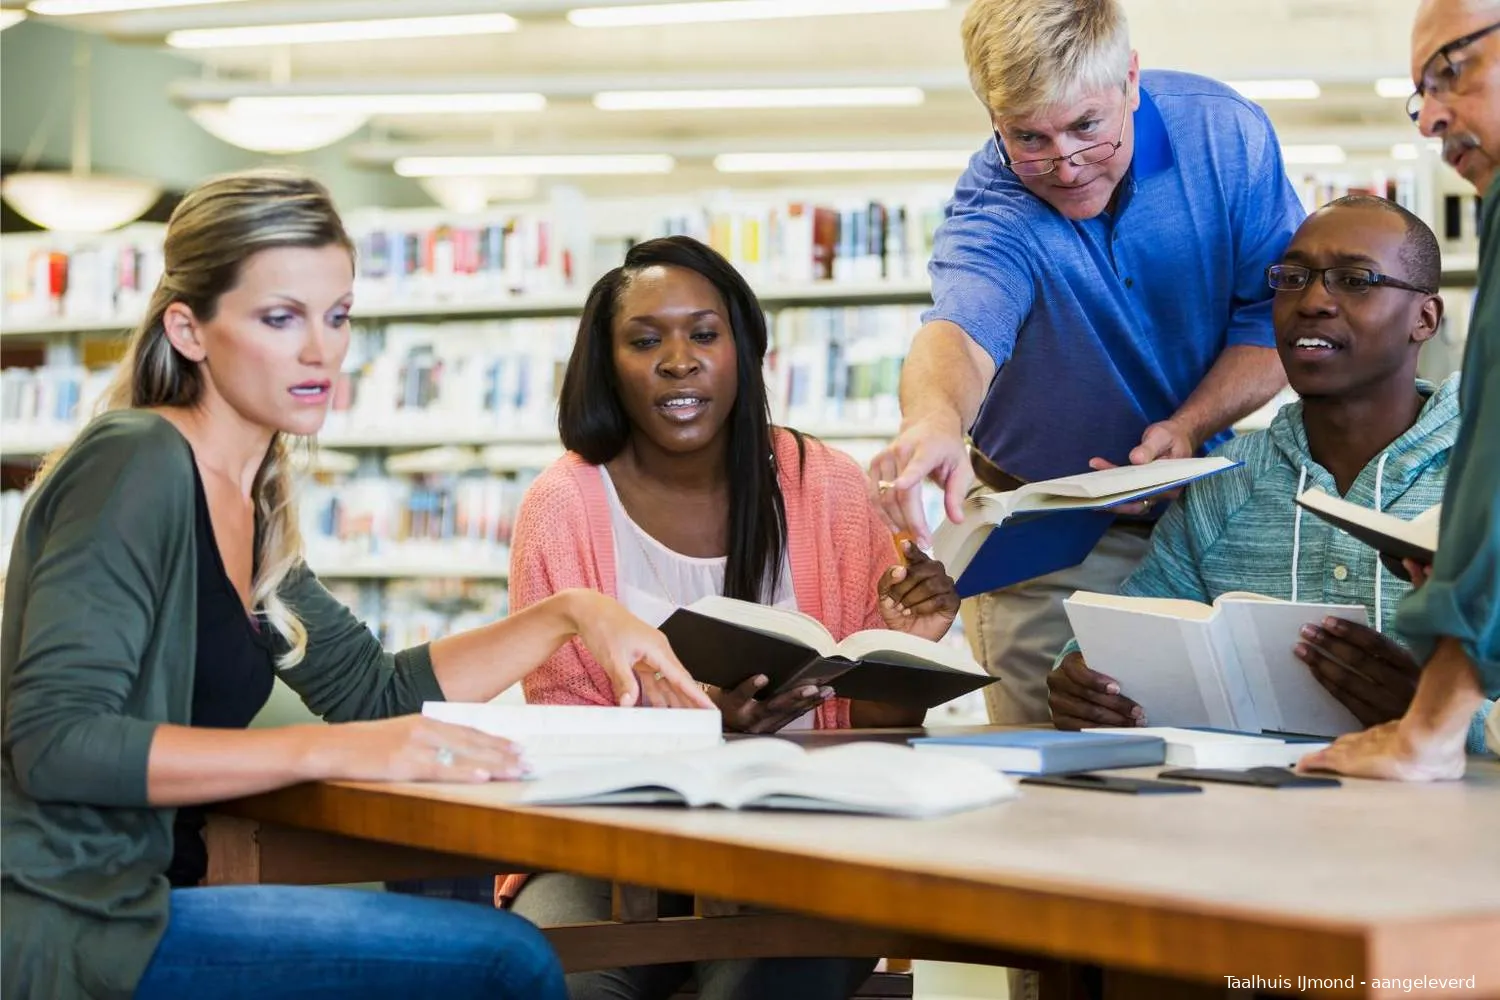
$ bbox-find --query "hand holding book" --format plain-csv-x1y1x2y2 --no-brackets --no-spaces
1047,650,1148,730
1292,617,1421,727
708,674,834,734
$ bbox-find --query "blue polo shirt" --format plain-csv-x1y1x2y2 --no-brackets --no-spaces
925,69,1305,482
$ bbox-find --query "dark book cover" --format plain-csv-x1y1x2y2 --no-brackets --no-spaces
658,609,996,710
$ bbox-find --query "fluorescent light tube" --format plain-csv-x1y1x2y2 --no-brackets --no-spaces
569,0,947,28
1225,79,1321,100
29,0,247,13
168,12,518,49
395,154,676,177
229,93,547,115
1280,144,1346,165
1390,143,1420,161
714,150,972,172
1375,77,1414,98
595,87,924,110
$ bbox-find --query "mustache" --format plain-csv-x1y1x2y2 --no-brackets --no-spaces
1443,133,1481,161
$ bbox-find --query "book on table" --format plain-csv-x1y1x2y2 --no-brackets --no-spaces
1062,590,1370,738
934,457,1241,598
657,595,997,710
907,729,1166,774
519,737,1019,817
422,702,723,775
1294,488,1440,581
1083,726,1330,768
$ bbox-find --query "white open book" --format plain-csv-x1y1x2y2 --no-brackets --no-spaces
519,738,1019,818
1063,590,1369,737
659,596,995,710
935,457,1240,596
1295,489,1440,576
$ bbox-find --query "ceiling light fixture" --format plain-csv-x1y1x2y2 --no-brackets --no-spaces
28,0,247,13
569,0,947,28
714,150,972,172
167,12,518,49
1224,79,1321,100
0,9,25,27
594,87,924,110
1280,144,1346,165
1375,77,1414,98
1,37,159,231
229,93,547,116
394,154,676,177
188,104,369,154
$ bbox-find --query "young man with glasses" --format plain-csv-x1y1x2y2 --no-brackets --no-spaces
869,0,1304,727
1046,197,1493,754
1303,0,1500,777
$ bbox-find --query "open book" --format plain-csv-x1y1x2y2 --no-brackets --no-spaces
935,457,1241,597
1295,489,1440,580
1063,590,1369,738
658,595,996,710
519,738,1019,817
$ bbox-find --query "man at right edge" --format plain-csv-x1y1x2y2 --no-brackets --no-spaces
1302,0,1500,777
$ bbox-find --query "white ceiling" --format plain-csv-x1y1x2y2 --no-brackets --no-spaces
6,0,1434,199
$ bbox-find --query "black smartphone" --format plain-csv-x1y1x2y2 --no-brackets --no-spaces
1158,767,1342,789
1021,773,1203,795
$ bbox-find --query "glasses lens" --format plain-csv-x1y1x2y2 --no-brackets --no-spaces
1011,158,1055,177
1326,268,1375,293
1267,265,1308,290
1072,141,1118,167
1406,90,1423,122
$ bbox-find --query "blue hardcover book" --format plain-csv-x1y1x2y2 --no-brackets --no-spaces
908,730,1166,775
933,457,1242,598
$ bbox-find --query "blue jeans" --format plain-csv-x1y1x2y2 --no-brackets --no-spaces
134,885,565,999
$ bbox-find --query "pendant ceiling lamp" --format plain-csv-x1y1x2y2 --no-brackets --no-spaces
1,37,160,232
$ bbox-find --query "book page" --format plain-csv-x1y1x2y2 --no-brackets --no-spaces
1009,457,1236,505
1063,595,1233,728
724,742,1018,817
832,629,983,674
1065,589,1219,622
1219,599,1367,737
519,738,805,807
686,595,837,656
1296,489,1441,554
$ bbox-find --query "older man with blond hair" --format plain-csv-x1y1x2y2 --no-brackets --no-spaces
871,0,1305,726
1303,0,1500,778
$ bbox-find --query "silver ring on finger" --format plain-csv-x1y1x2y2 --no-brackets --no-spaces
435,746,456,767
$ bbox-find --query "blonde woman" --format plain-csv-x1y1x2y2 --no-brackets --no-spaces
0,169,711,1000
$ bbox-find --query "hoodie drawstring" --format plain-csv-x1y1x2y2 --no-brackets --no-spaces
1373,451,1389,633
1292,465,1307,603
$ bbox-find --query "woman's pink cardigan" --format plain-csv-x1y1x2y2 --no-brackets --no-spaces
496,429,899,905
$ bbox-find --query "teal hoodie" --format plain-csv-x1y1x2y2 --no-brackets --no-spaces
1059,375,1495,753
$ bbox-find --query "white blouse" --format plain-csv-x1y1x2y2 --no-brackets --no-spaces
599,467,812,729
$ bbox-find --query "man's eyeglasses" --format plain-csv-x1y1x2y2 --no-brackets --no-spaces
1266,264,1436,297
994,84,1130,178
1405,19,1500,122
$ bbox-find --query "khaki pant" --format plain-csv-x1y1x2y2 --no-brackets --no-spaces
962,524,1153,725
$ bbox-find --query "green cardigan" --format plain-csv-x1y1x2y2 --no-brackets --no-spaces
0,410,445,1000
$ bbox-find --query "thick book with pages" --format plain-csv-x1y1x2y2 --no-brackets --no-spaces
519,738,1019,817
1294,488,1440,581
422,703,723,775
658,595,997,710
1063,590,1370,738
934,457,1241,598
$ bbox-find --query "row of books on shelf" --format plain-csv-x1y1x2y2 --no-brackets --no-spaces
0,305,917,452
300,470,534,575
1,198,944,329
324,578,510,650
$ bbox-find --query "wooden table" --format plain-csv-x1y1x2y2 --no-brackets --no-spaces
207,734,1500,1000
